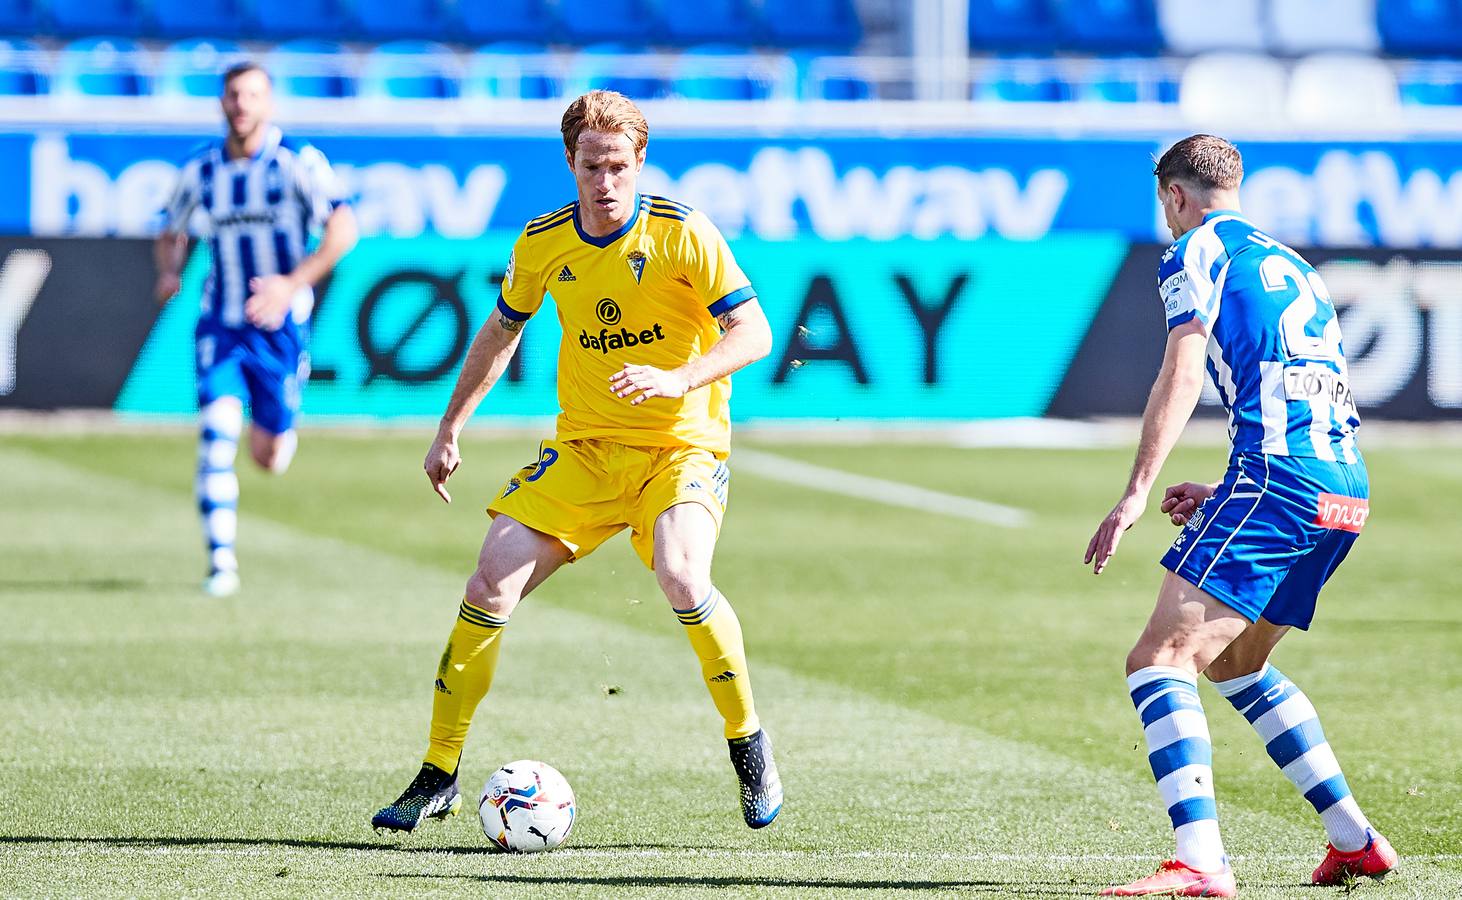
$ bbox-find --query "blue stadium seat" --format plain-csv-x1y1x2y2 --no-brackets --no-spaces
762,0,861,49
0,38,46,94
0,0,40,35
268,39,354,97
253,0,350,39
464,42,559,99
1085,58,1177,102
1378,0,1462,56
570,43,670,100
967,0,1055,51
658,0,758,45
556,0,655,44
973,58,1070,102
150,0,245,38
1399,63,1462,105
356,0,454,40
459,0,554,43
158,38,243,98
1057,0,1162,53
56,38,149,96
51,0,143,36
791,49,871,100
361,40,459,99
673,45,767,100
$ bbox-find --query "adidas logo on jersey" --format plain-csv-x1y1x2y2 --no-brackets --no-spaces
434,678,452,695
558,265,576,282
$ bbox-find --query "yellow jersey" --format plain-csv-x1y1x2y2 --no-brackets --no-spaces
497,194,756,456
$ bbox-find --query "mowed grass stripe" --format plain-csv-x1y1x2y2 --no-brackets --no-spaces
1,444,1455,898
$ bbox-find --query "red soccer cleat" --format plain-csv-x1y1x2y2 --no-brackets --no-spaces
1311,830,1398,886
1100,859,1237,897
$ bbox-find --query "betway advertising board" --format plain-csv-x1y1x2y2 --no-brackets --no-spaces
5,235,1453,423
6,129,1462,248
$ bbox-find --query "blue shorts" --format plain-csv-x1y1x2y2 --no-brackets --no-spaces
196,320,309,435
1160,452,1369,630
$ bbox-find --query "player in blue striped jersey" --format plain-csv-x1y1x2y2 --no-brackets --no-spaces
1086,136,1395,897
154,61,357,597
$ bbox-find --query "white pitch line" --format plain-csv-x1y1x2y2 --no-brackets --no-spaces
734,448,1031,528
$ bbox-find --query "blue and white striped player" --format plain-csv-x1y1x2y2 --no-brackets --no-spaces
155,61,357,597
1085,135,1396,897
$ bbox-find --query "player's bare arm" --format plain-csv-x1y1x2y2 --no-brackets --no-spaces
1084,316,1207,574
245,204,358,329
424,312,526,503
609,299,773,406
152,228,189,304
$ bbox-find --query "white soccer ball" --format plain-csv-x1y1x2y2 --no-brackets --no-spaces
478,760,576,853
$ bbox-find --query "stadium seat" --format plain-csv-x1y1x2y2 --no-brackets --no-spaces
55,37,149,96
356,0,454,40
1057,0,1163,53
1287,53,1399,126
1399,62,1462,105
1084,57,1177,103
253,0,350,39
0,0,40,35
360,40,460,99
967,0,1056,52
569,43,670,100
463,42,560,99
973,57,1070,102
1157,0,1263,53
761,0,861,49
658,0,758,45
157,38,243,98
50,0,143,36
149,0,245,38
0,38,45,94
791,49,871,100
1377,0,1462,56
672,45,769,100
556,0,657,44
268,39,354,98
1267,0,1379,53
459,0,555,43
1178,52,1286,123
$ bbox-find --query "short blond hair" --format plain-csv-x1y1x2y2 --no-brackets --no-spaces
1153,134,1243,192
561,91,649,156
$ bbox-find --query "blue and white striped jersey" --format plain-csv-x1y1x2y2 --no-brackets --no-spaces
163,126,345,330
1158,209,1360,463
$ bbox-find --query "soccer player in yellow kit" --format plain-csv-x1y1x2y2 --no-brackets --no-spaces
373,91,782,834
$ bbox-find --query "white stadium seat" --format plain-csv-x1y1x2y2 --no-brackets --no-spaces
1158,0,1265,53
1287,53,1399,125
1268,0,1380,54
1179,52,1288,125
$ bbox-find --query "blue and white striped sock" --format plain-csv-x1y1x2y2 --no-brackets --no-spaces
1213,664,1371,852
1128,665,1228,872
197,400,241,575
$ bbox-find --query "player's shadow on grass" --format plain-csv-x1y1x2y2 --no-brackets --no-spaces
0,577,155,592
377,873,1098,894
0,835,500,855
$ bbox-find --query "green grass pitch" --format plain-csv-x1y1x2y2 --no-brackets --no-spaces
1,429,1458,898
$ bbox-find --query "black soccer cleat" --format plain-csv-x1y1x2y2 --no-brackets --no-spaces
728,729,783,829
372,762,462,833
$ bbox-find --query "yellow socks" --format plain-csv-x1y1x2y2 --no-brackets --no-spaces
677,587,761,740
424,600,508,773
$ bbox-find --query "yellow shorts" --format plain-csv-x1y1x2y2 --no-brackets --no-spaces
486,438,729,569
